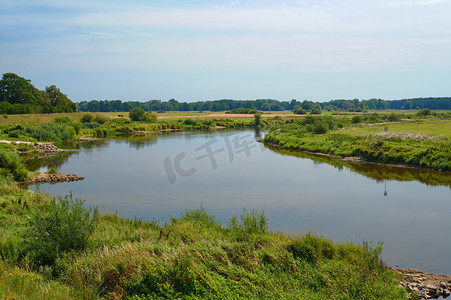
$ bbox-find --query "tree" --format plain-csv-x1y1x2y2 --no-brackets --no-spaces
45,85,76,112
129,107,145,121
254,112,262,127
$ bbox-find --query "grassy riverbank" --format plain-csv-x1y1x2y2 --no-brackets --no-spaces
0,177,407,299
264,118,451,171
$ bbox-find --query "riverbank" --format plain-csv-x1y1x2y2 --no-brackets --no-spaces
0,177,409,299
397,268,451,299
263,119,451,171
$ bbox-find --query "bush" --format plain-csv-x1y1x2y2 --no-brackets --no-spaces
313,122,328,134
26,193,99,267
80,114,94,123
293,106,307,115
47,168,57,174
0,150,29,181
311,108,322,115
129,108,145,121
228,208,268,235
94,115,108,124
54,116,71,124
140,112,157,123
351,115,362,124
416,108,431,116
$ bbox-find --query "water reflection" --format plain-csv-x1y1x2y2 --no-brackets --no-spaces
27,130,451,275
265,145,451,188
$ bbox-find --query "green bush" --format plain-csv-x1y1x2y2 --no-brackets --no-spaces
54,116,71,124
47,168,57,174
129,108,145,121
313,122,328,134
140,112,157,123
80,114,94,123
311,108,322,115
351,115,362,124
26,193,99,267
0,150,29,181
228,208,268,235
416,108,431,116
94,115,108,124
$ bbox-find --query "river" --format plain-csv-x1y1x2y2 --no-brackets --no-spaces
25,129,451,275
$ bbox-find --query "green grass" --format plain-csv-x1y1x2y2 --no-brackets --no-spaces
0,177,407,299
264,119,451,171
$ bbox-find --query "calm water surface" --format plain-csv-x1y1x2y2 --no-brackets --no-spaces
26,130,451,275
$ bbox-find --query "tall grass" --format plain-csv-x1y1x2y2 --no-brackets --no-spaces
0,179,407,299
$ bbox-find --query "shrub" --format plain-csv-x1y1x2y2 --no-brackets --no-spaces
228,208,268,235
26,193,99,267
54,116,71,124
311,108,322,115
71,122,81,135
48,168,57,174
313,122,328,134
94,115,108,124
0,150,29,181
3,114,8,118
293,106,307,115
416,108,431,116
129,108,145,121
351,115,362,124
140,112,157,123
80,114,94,123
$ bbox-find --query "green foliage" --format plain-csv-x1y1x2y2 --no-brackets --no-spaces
48,167,57,174
177,206,219,229
311,108,322,115
0,150,29,181
0,73,76,114
94,114,108,124
293,105,307,114
54,116,71,124
313,122,328,134
140,112,157,123
129,107,146,121
254,112,262,127
80,113,95,123
264,120,451,170
416,108,431,116
352,115,363,123
228,208,268,235
26,193,99,267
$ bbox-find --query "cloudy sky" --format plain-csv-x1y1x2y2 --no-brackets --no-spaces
1,0,450,102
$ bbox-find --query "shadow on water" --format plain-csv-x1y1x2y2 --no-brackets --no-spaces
265,144,451,188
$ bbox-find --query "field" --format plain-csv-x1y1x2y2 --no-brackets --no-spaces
264,116,451,171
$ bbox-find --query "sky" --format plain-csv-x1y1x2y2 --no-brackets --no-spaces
1,0,451,103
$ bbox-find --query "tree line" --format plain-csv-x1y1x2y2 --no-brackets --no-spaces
78,97,451,113
1,73,450,114
0,73,76,114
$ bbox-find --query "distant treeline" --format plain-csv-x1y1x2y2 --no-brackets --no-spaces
77,97,451,113
0,73,76,114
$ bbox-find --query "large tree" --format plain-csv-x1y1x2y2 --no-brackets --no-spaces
0,73,76,114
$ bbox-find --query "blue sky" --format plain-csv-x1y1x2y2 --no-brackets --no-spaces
1,0,450,102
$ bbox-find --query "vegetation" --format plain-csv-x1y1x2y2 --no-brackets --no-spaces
0,177,406,299
0,150,29,181
77,97,451,113
0,73,76,114
264,118,451,171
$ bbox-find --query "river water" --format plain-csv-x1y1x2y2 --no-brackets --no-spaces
25,129,451,275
